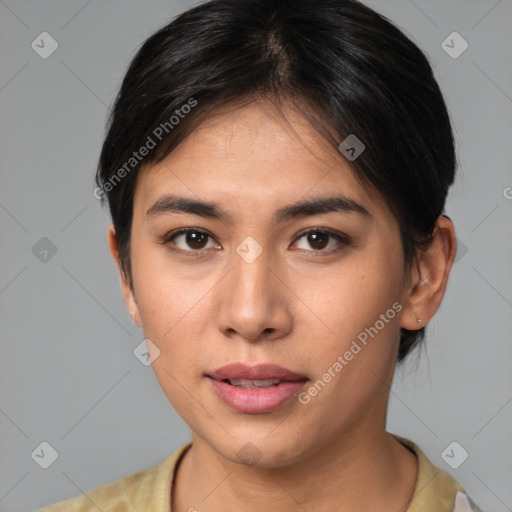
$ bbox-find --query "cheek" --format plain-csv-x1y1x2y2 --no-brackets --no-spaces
136,279,210,415
131,240,204,333
307,257,403,386
130,244,224,368
317,257,401,336
302,287,401,427
137,279,209,357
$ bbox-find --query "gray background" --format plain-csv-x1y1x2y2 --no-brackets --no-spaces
0,1,511,511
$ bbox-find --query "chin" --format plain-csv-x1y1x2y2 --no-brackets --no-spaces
209,431,311,469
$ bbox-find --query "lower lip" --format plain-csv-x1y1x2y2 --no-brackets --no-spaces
208,378,308,414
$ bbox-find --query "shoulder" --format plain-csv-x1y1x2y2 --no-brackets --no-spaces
390,434,484,512
36,442,192,512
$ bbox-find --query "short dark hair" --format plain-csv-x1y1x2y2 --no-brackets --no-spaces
96,0,457,362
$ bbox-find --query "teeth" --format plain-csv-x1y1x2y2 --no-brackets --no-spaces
228,378,281,388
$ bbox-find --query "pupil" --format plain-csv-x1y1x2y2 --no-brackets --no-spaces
308,232,328,250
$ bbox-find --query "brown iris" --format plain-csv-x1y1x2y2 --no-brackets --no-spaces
306,232,329,251
185,231,209,250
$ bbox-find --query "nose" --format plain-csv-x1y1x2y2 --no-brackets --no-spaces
215,244,293,343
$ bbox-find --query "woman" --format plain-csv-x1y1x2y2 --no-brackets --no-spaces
40,0,483,510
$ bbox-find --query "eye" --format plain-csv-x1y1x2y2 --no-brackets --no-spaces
160,227,219,257
159,227,350,258
292,228,350,254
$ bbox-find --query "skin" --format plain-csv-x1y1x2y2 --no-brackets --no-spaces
107,98,457,512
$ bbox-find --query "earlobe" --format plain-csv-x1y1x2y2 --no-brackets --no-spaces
107,224,141,327
400,216,457,331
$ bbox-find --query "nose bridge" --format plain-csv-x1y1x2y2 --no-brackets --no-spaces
216,236,289,340
230,240,276,312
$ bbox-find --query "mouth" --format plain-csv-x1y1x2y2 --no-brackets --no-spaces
206,363,308,413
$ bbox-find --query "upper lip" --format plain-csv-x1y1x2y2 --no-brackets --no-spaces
208,363,308,381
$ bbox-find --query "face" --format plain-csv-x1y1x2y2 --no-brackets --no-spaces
112,99,415,467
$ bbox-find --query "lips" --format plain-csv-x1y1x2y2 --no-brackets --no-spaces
207,363,308,413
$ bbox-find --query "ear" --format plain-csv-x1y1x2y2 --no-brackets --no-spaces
400,216,457,331
107,223,141,327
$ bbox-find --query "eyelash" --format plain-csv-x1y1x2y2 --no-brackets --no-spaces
158,227,351,259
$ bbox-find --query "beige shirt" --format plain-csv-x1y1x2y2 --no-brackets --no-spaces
37,435,483,512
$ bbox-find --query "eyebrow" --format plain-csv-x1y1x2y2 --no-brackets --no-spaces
146,194,372,223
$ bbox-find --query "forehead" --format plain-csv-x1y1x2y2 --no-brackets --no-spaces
134,100,386,220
